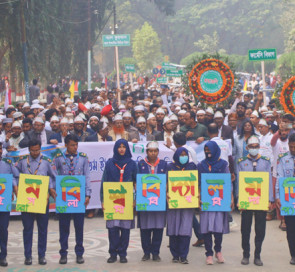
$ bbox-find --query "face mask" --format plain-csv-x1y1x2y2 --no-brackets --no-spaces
179,155,189,165
248,148,259,157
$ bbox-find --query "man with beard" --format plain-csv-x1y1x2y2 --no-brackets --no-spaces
50,118,70,144
109,114,128,141
22,118,33,135
155,108,165,132
128,116,155,142
7,121,24,151
88,116,100,134
177,110,186,127
122,111,137,133
147,113,160,137
86,120,112,142
134,105,146,120
196,110,206,125
70,116,89,142
236,102,248,134
213,111,234,145
205,107,214,126
50,116,61,133
101,105,115,128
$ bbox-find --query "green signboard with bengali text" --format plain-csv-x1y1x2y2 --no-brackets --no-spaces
248,48,277,61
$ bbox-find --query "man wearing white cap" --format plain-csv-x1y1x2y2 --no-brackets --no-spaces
122,111,137,133
147,113,160,137
155,117,174,148
128,117,155,143
19,117,54,148
155,108,165,132
213,110,234,145
250,110,261,135
196,110,206,125
7,121,24,151
49,118,70,144
50,116,60,134
205,107,214,126
258,119,273,164
109,114,128,141
177,110,187,127
170,114,179,133
134,105,146,120
22,102,31,114
88,116,100,134
237,135,272,266
70,116,89,142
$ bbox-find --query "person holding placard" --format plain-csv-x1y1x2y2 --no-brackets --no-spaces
197,141,233,265
137,141,167,262
100,139,137,264
166,147,197,264
237,135,272,266
0,142,18,267
53,134,91,265
275,133,295,265
15,139,56,266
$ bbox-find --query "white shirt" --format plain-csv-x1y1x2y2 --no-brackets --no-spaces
272,138,289,177
211,136,230,163
259,132,273,164
139,132,147,142
40,129,47,146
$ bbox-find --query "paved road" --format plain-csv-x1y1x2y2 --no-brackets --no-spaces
2,212,294,272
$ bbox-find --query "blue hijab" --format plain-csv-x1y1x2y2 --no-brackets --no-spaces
112,139,132,167
173,147,189,168
200,141,227,173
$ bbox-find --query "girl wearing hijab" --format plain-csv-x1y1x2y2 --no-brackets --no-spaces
166,147,197,264
197,141,233,265
100,139,137,264
137,141,167,262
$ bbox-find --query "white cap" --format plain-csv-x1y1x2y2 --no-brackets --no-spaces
79,113,87,121
13,112,23,119
260,106,268,112
89,116,99,121
119,104,126,110
175,106,181,111
113,114,123,122
146,141,159,150
137,116,146,123
50,116,60,123
214,111,224,119
156,108,165,114
12,121,21,128
206,107,214,115
31,104,44,110
40,99,47,104
178,110,187,115
65,98,73,105
247,135,260,145
68,119,74,124
66,107,72,113
32,99,40,105
147,113,155,120
197,110,206,115
134,105,145,112
123,111,132,118
60,117,69,124
163,116,170,125
258,119,268,126
74,116,84,123
22,102,30,108
169,114,178,121
100,116,109,123
174,101,182,107
251,110,259,118
94,104,102,110
84,101,92,109
33,117,44,124
144,101,151,106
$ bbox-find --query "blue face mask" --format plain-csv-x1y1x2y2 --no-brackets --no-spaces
179,155,189,165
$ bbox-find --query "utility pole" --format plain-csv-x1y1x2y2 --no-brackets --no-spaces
87,0,91,91
113,4,121,104
20,0,29,102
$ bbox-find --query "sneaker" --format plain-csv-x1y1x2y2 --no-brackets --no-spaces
215,252,225,263
107,256,117,263
180,258,189,264
141,254,150,261
192,239,204,247
152,255,161,262
206,256,213,265
172,257,179,263
241,257,249,265
254,258,263,266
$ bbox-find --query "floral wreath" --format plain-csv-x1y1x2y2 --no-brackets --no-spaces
280,76,295,116
188,59,234,104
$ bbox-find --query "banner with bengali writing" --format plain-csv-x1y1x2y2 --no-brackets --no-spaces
0,174,13,212
279,177,295,216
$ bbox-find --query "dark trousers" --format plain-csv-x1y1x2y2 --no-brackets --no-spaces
204,232,223,256
108,227,130,257
59,213,85,257
21,209,49,258
241,210,266,258
193,215,204,240
169,235,191,259
0,212,10,259
285,216,295,257
140,228,163,256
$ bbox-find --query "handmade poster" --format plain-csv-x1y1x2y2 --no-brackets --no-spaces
16,174,49,214
238,172,269,210
280,76,295,117
56,175,86,214
168,170,199,209
136,174,166,211
0,174,13,212
279,177,295,216
201,173,231,212
103,182,133,220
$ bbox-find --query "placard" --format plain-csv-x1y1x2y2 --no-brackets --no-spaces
238,172,269,210
103,182,133,220
201,173,231,212
16,174,49,214
56,175,86,214
168,170,199,209
0,174,13,212
136,174,166,211
279,177,295,216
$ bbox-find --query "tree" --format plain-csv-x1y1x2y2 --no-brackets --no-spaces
194,31,220,54
132,22,162,72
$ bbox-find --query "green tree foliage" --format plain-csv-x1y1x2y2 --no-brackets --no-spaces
132,22,162,72
194,31,221,54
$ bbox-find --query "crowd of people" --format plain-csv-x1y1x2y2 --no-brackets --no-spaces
0,75,294,267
